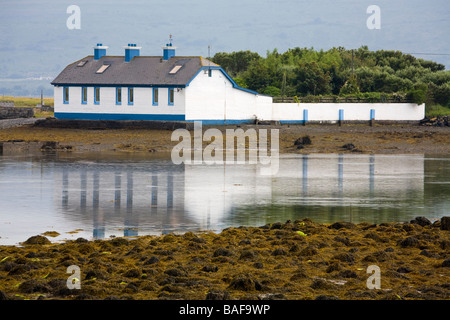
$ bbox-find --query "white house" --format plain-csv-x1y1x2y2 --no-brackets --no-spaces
51,42,271,124
52,42,424,123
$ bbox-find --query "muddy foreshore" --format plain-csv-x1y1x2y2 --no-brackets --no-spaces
0,121,449,154
0,217,449,300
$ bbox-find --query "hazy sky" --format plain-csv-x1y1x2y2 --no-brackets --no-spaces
1,0,449,80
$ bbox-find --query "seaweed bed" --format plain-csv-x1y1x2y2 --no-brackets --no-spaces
0,217,449,300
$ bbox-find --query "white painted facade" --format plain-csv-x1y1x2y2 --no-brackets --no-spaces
185,68,272,122
54,86,186,119
53,66,273,122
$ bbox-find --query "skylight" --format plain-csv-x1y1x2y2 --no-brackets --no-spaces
169,65,182,74
77,60,88,67
96,64,110,74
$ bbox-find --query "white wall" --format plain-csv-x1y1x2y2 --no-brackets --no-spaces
54,86,185,117
270,103,302,121
265,102,425,122
55,83,424,122
224,84,257,121
185,69,272,122
184,69,230,121
255,94,274,121
54,86,63,108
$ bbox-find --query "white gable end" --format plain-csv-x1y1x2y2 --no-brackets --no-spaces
185,68,270,123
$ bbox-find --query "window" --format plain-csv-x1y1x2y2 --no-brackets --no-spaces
96,64,110,74
168,88,174,105
169,65,182,74
94,87,100,104
81,87,87,104
63,87,69,104
128,88,134,105
77,60,88,67
116,87,122,105
208,69,212,77
152,88,158,106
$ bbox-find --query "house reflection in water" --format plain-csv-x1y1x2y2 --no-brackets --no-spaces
56,154,425,239
58,160,185,238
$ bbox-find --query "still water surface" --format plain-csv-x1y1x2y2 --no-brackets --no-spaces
0,152,449,245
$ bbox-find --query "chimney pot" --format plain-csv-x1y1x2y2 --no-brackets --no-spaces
94,44,108,60
124,44,141,62
162,44,176,61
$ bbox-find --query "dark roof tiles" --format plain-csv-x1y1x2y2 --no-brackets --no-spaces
51,56,218,86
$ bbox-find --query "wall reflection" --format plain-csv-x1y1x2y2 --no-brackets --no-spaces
55,154,427,239
182,154,425,228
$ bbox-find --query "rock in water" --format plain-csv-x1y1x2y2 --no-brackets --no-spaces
441,217,450,230
411,216,431,227
23,235,51,245
294,135,312,146
399,237,419,248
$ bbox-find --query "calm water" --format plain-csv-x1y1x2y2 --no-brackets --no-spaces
0,151,449,245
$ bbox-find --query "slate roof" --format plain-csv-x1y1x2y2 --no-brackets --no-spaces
51,55,218,87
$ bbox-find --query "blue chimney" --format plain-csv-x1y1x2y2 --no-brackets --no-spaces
162,43,176,61
94,43,108,60
124,43,141,62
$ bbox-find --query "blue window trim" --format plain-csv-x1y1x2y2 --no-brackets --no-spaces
116,87,122,105
94,87,100,105
128,87,134,105
152,88,159,106
63,87,69,104
81,87,87,104
168,87,174,106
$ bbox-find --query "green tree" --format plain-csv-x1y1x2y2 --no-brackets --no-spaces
233,77,248,89
212,51,261,77
429,82,450,106
296,61,332,96
407,83,428,105
211,46,449,100
242,60,271,92
263,86,281,97
339,74,360,95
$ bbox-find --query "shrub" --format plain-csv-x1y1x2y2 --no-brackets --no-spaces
407,89,427,105
339,74,360,95
425,104,450,117
407,83,428,105
429,83,450,107
263,86,281,97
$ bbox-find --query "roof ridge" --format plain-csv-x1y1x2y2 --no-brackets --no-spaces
200,56,219,67
80,55,213,61
66,55,91,67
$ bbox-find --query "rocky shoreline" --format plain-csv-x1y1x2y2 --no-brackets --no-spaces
0,217,449,300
